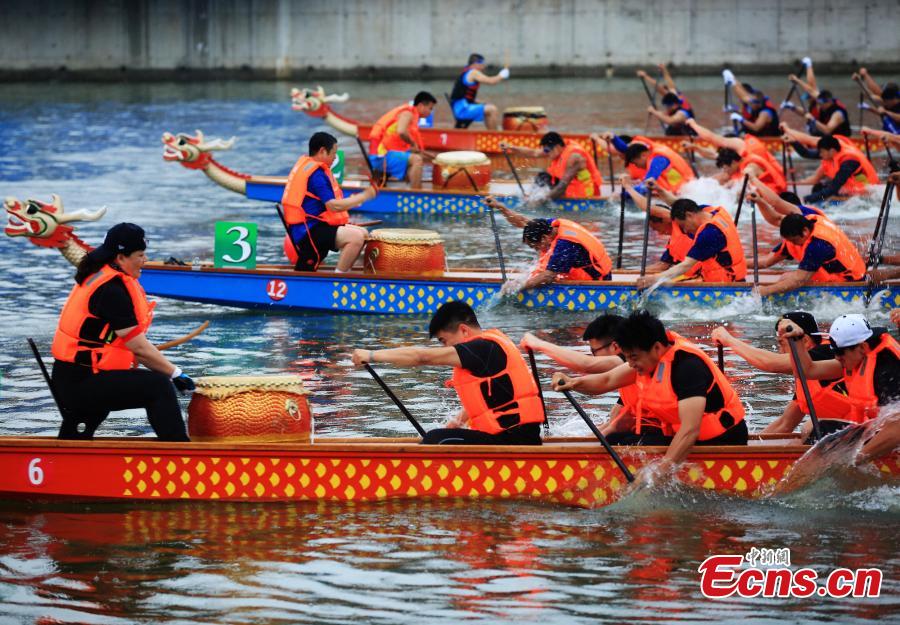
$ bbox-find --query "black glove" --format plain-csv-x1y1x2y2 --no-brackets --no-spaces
173,373,195,394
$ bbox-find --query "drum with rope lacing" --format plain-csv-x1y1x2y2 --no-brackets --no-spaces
502,106,549,132
364,228,446,276
431,150,492,191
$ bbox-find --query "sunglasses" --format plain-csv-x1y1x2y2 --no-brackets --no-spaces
541,146,552,154
591,341,614,355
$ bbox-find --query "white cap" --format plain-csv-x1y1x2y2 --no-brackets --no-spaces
828,314,873,348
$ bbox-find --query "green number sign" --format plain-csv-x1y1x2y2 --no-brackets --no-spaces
332,149,345,183
214,221,258,269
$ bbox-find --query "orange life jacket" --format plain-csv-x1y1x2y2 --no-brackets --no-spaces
537,219,612,280
281,156,348,227
666,205,717,277
688,208,747,282
625,136,695,193
820,136,879,195
371,104,423,155
794,340,852,422
781,215,865,281
633,332,746,441
619,379,674,435
736,154,787,194
546,143,604,198
447,329,546,435
52,265,155,374
844,333,900,424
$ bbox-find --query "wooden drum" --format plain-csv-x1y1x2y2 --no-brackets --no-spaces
502,106,549,132
431,150,492,191
364,228,446,276
188,375,312,442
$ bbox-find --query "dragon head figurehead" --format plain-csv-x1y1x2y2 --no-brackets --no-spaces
5,195,106,265
290,85,350,117
161,129,236,170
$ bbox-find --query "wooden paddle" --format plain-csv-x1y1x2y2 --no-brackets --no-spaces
638,186,653,278
562,389,635,483
275,203,304,267
27,338,68,419
732,173,749,226
158,321,210,351
615,188,626,270
750,198,760,289
865,182,895,304
784,330,822,441
365,363,427,437
526,348,550,437
716,343,725,373
502,147,527,196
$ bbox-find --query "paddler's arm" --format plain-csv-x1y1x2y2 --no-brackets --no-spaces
776,321,844,380
780,125,819,148
551,361,637,395
351,345,461,368
757,250,784,269
548,151,585,200
520,332,624,374
757,269,813,296
600,405,636,436
521,270,557,290
761,401,806,435
623,179,672,218
803,160,858,204
685,119,743,152
749,190,784,227
636,69,661,95
788,73,818,99
748,176,802,219
660,63,678,94
122,330,178,376
805,109,844,136
856,415,900,463
499,142,543,158
711,326,792,374
649,107,688,126
862,127,900,148
468,68,507,86
659,396,705,466
636,257,698,290
325,185,377,212
485,195,529,228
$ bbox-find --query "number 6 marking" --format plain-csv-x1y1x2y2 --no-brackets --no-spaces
28,458,43,485
223,226,252,263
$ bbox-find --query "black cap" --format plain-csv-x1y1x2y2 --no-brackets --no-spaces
539,131,565,149
86,223,147,262
778,311,820,338
882,85,899,101
624,142,649,164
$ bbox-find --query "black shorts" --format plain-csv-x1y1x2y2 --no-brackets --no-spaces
292,223,340,271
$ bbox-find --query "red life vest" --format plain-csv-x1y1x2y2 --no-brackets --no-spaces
794,340,852,423
633,332,746,441
281,156,347,227
845,333,900,424
52,265,155,373
820,136,879,195
781,215,865,281
371,104,423,155
666,205,717,277
447,329,546,434
735,139,787,194
450,65,481,103
625,136,695,193
537,219,612,280
688,208,747,282
619,380,674,435
546,144,604,198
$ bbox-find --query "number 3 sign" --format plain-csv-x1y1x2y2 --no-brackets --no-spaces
214,222,258,269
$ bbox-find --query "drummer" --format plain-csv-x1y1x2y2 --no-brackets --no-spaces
521,315,673,445
755,213,865,296
351,300,544,445
486,196,613,289
712,312,850,441
368,91,438,189
502,132,604,199
50,223,192,441
552,310,748,480
449,53,509,130
282,132,377,272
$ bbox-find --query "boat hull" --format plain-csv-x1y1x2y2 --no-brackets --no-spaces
2,437,895,508
138,265,900,314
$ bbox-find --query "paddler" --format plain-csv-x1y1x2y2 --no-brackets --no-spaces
521,314,673,445
637,63,695,136
722,70,781,136
685,119,786,194
502,132,604,199
778,314,900,424
780,129,879,203
351,300,544,445
745,173,826,227
592,132,694,194
551,310,748,480
449,53,509,130
852,68,900,134
485,196,613,288
756,213,865,296
50,223,193,441
712,312,851,442
781,58,852,136
368,91,438,189
282,131,376,272
635,198,746,289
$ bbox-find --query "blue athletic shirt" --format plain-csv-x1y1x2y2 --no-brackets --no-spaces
686,223,727,262
774,237,837,272
538,218,603,279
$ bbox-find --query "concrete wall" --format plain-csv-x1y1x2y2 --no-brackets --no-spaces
1,0,897,79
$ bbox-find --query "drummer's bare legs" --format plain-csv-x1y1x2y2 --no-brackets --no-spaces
407,153,424,189
484,104,499,130
334,224,368,272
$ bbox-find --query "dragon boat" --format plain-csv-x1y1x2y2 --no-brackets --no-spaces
291,86,875,157
6,195,899,314
1,434,896,508
161,130,608,215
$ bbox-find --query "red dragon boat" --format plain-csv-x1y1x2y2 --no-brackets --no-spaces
291,86,875,157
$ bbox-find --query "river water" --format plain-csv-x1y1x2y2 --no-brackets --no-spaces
0,77,897,623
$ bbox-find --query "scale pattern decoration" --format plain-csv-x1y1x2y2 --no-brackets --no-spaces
394,192,484,215
116,452,900,508
330,281,495,313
